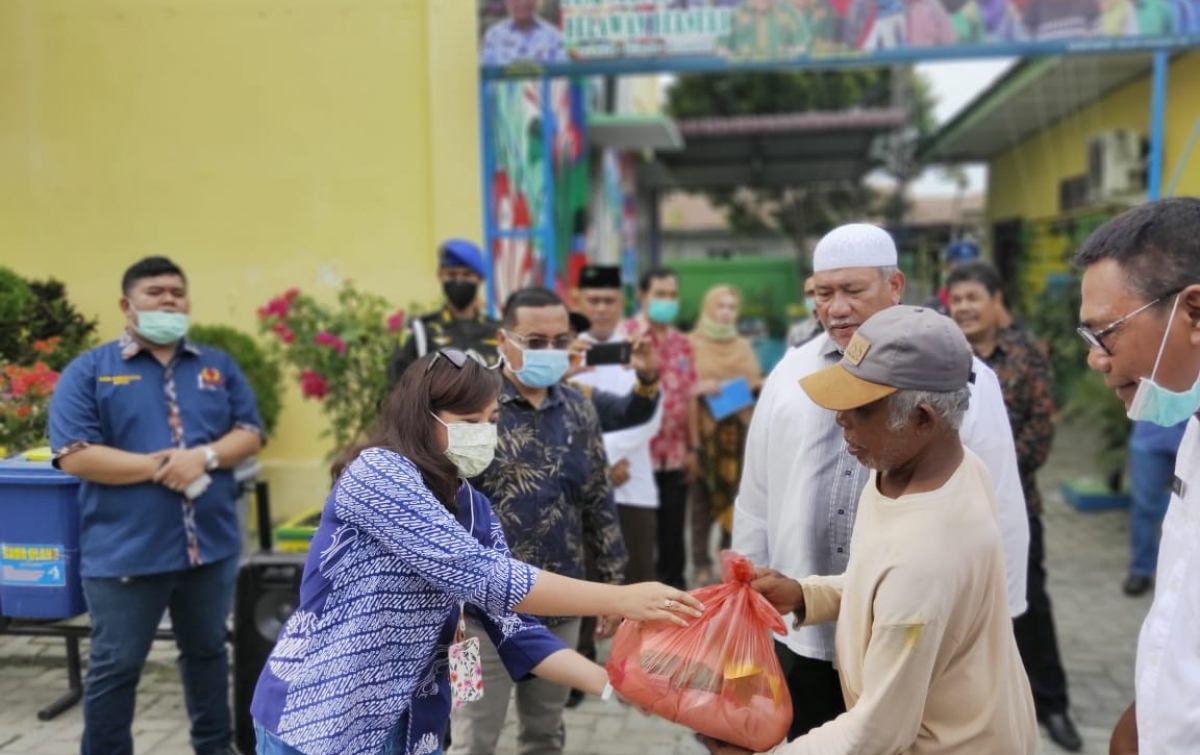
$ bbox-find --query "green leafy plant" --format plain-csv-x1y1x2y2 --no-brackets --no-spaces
1026,272,1089,410
187,324,284,438
0,267,98,371
1060,371,1132,492
1027,269,1131,490
258,285,406,456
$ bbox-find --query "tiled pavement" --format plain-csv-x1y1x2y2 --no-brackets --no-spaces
0,419,1151,753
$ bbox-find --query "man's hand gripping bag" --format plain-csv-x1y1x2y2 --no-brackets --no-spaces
606,551,792,751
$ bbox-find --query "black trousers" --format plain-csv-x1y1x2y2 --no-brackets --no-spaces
775,642,846,740
653,470,689,590
577,547,598,665
576,505,658,665
618,504,658,585
1012,514,1070,718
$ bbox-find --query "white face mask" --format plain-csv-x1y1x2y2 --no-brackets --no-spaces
431,413,497,477
1127,294,1200,426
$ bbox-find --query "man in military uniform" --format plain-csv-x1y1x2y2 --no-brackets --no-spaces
385,239,501,387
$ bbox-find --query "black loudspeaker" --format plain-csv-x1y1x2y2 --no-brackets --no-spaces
232,551,306,754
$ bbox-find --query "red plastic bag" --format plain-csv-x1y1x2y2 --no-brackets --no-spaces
606,551,792,751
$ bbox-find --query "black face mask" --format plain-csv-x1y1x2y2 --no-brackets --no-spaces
443,280,478,310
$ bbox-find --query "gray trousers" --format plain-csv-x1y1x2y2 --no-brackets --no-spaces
448,617,582,755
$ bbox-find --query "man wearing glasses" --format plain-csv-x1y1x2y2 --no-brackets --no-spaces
1074,197,1200,755
449,287,627,755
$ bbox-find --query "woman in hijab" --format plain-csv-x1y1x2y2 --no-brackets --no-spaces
687,286,763,586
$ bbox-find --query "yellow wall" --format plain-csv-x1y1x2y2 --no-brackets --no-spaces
986,53,1200,302
0,0,483,518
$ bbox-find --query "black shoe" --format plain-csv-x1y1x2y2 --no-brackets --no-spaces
1042,711,1083,752
1123,573,1153,596
565,688,585,708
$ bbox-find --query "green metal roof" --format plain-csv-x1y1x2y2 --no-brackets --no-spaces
921,54,1155,162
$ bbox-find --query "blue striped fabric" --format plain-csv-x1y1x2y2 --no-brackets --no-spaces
251,448,541,755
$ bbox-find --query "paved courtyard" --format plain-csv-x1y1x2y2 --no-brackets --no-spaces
0,418,1151,753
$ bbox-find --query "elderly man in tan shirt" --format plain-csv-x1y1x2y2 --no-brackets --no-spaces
701,305,1037,755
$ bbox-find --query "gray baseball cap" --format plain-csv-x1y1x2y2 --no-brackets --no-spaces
800,305,973,411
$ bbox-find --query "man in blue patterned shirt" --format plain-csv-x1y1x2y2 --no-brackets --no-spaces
480,0,566,65
449,287,627,755
50,256,262,755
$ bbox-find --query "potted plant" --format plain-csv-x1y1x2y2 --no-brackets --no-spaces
1027,269,1130,510
1057,371,1132,510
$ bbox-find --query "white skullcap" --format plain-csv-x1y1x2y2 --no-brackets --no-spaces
812,223,897,272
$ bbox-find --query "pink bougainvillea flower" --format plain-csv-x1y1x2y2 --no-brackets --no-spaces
259,296,291,320
280,330,296,345
299,369,329,400
283,287,300,302
386,309,406,332
314,331,347,354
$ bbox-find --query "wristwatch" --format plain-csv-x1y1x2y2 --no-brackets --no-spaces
202,445,219,471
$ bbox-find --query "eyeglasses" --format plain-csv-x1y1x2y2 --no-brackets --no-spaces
1076,288,1182,356
425,348,492,374
503,330,573,351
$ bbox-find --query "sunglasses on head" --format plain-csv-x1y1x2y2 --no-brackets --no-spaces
425,348,494,374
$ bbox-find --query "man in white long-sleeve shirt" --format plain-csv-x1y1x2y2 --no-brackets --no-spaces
732,223,1029,738
572,265,662,584
565,265,663,708
1072,198,1200,755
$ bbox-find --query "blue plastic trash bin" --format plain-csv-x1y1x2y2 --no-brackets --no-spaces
0,457,86,619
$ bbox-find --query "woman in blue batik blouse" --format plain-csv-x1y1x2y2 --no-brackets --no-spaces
251,348,702,755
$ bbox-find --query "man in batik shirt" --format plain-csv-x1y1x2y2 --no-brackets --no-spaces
449,286,627,755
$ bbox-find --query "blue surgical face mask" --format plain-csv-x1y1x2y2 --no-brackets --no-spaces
511,345,569,388
131,307,189,345
1127,294,1200,426
804,297,817,316
646,297,680,325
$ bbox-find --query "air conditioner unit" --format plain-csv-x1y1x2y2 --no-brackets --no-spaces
1086,129,1146,202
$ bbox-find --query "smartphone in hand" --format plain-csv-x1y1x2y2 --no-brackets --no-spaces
585,342,632,366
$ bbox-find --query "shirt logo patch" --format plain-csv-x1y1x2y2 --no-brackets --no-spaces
844,333,871,365
198,367,224,390
98,374,142,386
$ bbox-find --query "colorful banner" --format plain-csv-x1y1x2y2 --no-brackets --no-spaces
484,77,588,305
478,0,1200,76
